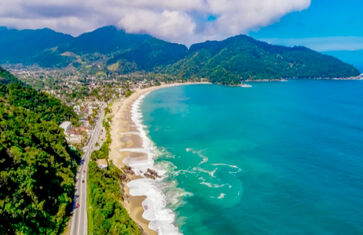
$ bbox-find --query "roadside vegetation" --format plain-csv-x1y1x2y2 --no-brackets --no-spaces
0,67,80,234
87,103,141,235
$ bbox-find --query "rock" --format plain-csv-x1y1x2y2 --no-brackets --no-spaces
146,168,159,177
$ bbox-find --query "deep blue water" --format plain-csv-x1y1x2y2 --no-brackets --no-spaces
141,80,363,234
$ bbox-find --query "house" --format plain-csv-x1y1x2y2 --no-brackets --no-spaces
96,159,108,169
59,121,72,135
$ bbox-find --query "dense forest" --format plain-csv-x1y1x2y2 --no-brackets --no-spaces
163,35,360,84
87,106,141,235
0,68,80,234
0,26,188,70
0,26,359,84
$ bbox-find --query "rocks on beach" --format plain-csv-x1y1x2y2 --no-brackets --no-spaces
143,168,159,179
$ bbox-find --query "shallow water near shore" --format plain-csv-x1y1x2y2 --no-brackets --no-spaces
141,80,363,234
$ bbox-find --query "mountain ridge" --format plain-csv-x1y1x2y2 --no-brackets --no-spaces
164,34,360,84
0,25,360,83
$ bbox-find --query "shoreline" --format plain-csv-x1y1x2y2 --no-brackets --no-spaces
245,75,362,82
109,82,210,235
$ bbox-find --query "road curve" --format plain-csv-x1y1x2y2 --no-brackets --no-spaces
70,104,106,235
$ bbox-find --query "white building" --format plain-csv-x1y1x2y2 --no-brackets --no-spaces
96,159,108,169
59,121,72,135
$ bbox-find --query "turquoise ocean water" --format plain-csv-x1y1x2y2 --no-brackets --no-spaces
141,80,363,234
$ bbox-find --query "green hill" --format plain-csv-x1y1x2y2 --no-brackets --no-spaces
0,26,360,84
0,27,73,67
0,26,188,71
0,67,80,234
163,35,360,84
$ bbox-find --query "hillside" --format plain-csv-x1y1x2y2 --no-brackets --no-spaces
163,35,360,84
0,26,360,84
0,27,73,67
0,68,79,234
0,26,188,71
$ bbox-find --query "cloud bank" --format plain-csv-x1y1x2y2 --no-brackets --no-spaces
0,0,311,44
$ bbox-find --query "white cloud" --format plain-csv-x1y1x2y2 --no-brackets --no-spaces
0,0,311,44
118,9,196,40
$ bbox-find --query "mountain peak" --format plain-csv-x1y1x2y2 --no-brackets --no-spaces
0,26,359,82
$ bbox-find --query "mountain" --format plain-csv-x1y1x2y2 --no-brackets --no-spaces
0,67,79,234
323,50,363,73
0,26,188,71
0,27,73,66
163,35,360,84
0,26,360,83
63,26,148,54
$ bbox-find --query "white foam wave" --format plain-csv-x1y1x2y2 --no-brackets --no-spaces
173,169,197,176
212,163,242,174
128,179,181,235
186,147,208,164
123,157,154,175
157,147,176,159
212,163,239,168
124,92,182,234
120,148,148,153
193,167,217,177
163,180,193,210
198,177,229,188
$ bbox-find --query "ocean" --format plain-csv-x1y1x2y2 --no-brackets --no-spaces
136,80,363,234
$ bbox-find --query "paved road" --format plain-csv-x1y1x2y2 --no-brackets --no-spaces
70,104,106,235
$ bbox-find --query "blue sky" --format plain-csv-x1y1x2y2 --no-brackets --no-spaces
249,0,363,51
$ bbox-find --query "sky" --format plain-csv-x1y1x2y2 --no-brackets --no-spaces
0,0,362,51
250,0,363,51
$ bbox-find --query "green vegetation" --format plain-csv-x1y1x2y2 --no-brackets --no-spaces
0,27,72,67
0,68,78,124
124,89,133,98
0,26,188,72
0,26,359,85
164,35,360,84
0,68,80,234
87,104,141,235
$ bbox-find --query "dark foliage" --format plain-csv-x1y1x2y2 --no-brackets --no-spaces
0,67,78,124
164,35,360,84
0,68,80,234
0,27,359,84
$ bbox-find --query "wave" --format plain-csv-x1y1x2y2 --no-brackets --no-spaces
128,178,181,235
186,147,208,164
198,176,229,189
192,167,217,177
120,131,140,135
173,169,197,176
212,163,242,174
120,148,148,153
124,92,183,235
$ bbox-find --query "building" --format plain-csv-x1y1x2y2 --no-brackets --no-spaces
96,159,108,169
59,121,72,135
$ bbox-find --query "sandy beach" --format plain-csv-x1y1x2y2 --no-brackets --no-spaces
109,82,210,235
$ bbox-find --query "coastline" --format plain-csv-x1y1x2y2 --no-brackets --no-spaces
109,82,210,235
245,75,362,82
